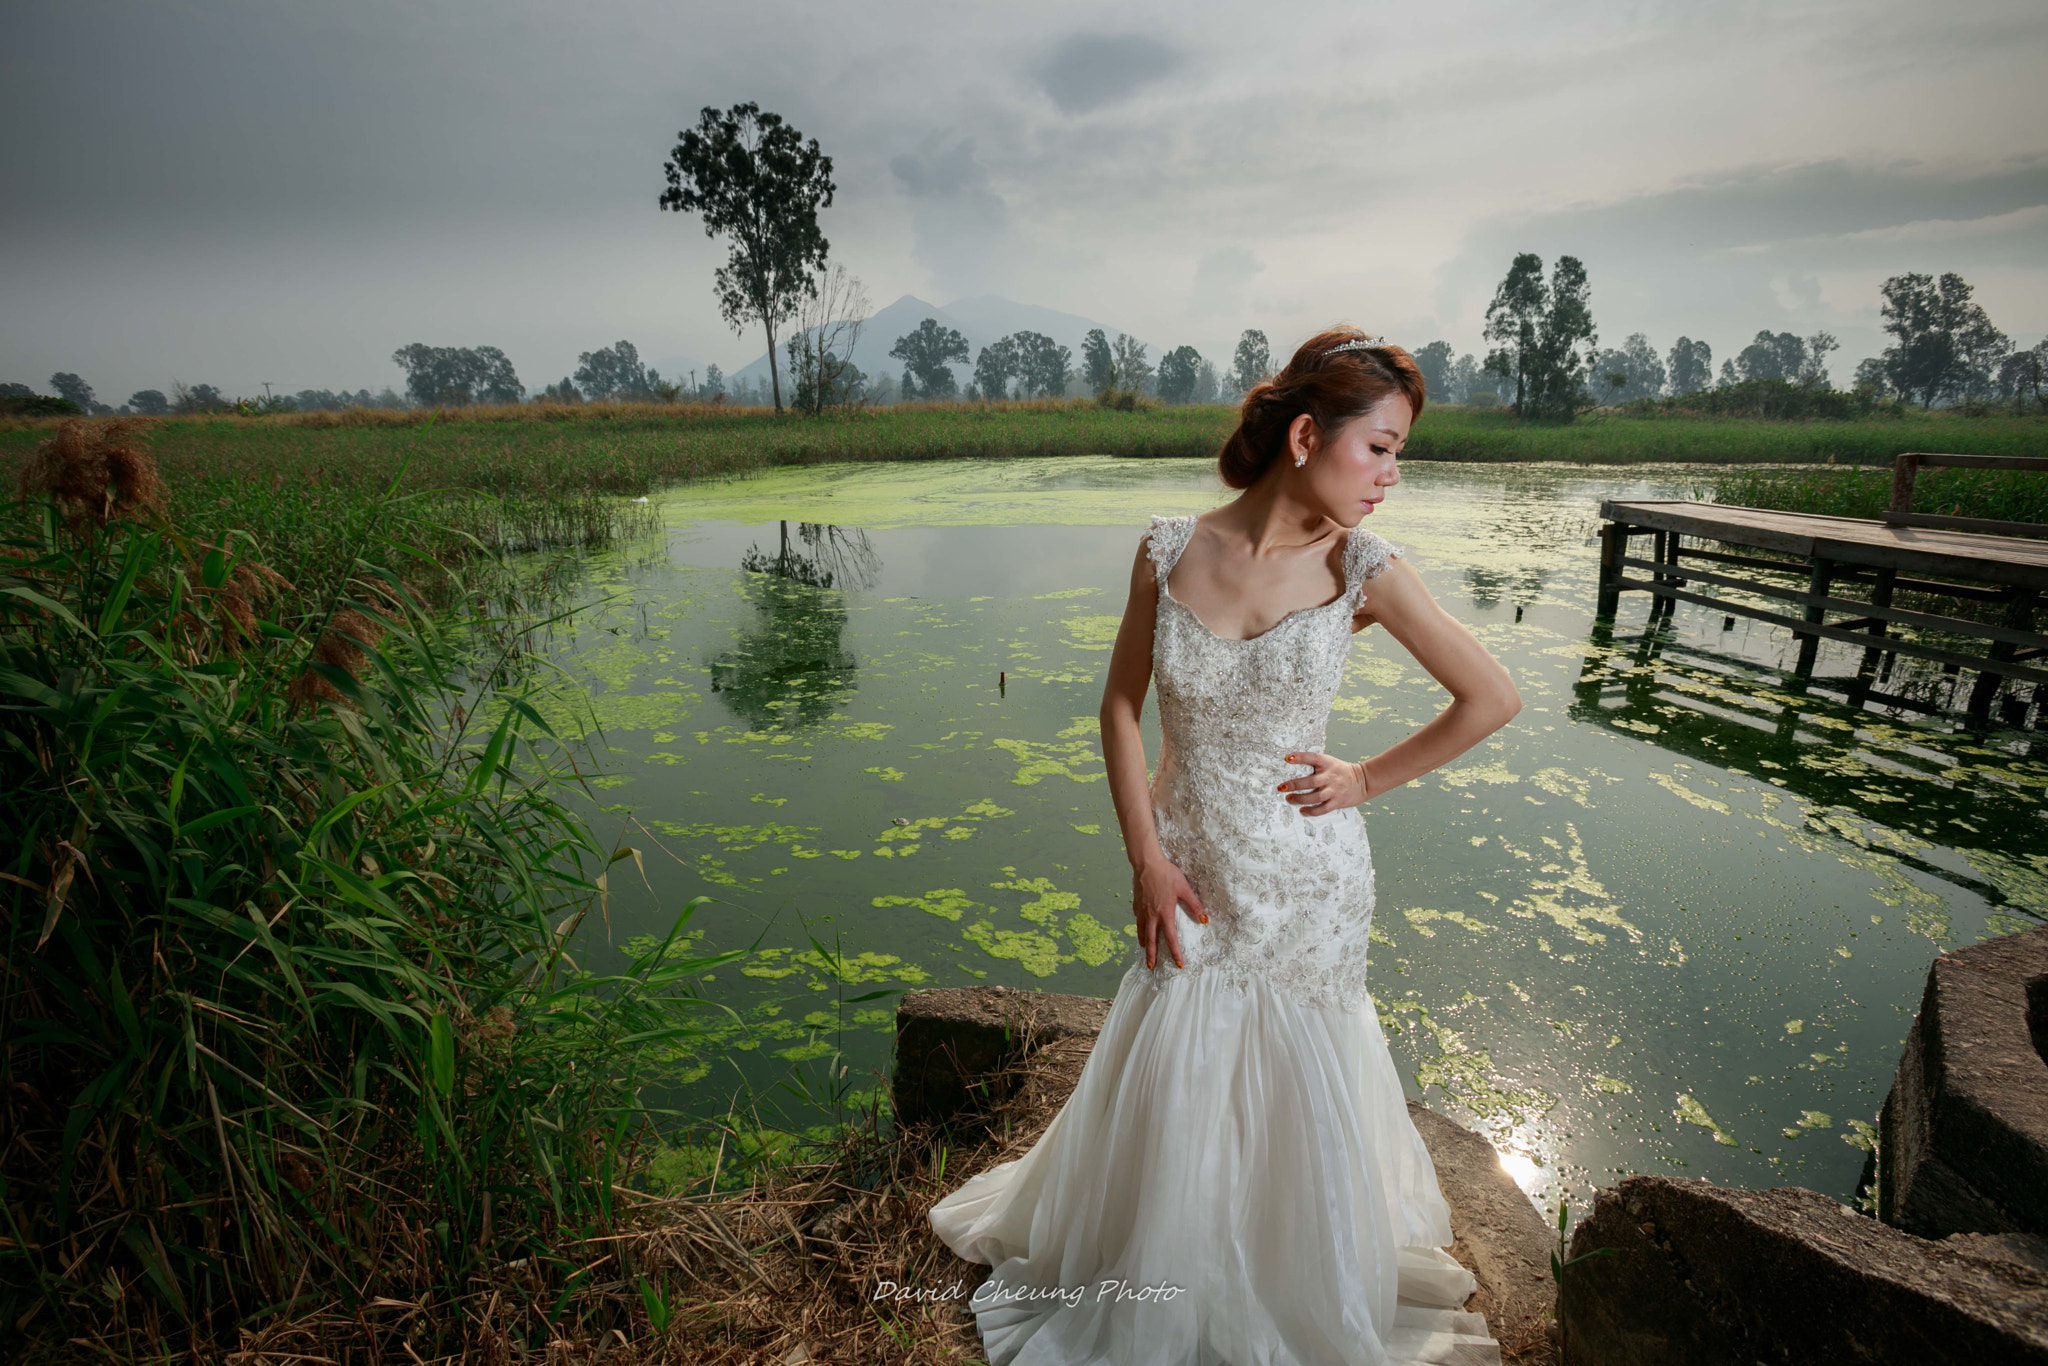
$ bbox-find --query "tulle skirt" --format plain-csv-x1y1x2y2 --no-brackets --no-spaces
926,958,1502,1366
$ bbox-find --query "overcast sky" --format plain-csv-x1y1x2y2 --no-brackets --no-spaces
4,0,2044,402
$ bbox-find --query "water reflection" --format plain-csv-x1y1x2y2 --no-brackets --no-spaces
1573,622,2044,933
1465,564,1553,611
738,519,881,591
710,522,878,729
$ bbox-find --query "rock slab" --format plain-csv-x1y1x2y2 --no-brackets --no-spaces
1407,1100,1558,1357
1880,922,2048,1240
1559,1174,2048,1365
892,984,1111,1135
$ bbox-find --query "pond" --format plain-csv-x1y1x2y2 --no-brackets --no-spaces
522,456,2046,1212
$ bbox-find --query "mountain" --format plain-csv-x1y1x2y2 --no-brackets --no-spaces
725,293,1144,396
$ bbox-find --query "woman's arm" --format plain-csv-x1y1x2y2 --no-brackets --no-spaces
1099,537,1208,968
1285,554,1520,816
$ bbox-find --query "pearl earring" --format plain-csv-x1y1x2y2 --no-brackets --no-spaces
1293,453,1307,467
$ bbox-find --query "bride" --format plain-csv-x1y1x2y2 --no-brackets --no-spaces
927,328,1522,1366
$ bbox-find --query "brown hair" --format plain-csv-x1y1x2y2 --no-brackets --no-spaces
1217,328,1428,489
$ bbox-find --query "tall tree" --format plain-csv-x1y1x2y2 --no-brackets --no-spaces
1997,341,2047,412
1483,253,1596,418
1481,253,1547,415
392,344,523,406
1111,334,1153,396
1797,331,1839,389
1539,255,1597,415
1589,333,1666,404
1667,337,1712,396
1081,328,1117,396
1410,341,1454,404
1878,271,2006,408
1450,353,1482,404
1156,345,1203,404
1733,331,1808,384
1012,331,1072,398
1193,358,1220,405
471,347,523,405
890,318,969,400
659,102,835,415
49,373,95,412
574,340,656,400
785,265,871,415
701,362,725,399
972,337,1019,402
1230,329,1271,395
1953,310,2010,406
1851,356,1891,399
127,389,170,415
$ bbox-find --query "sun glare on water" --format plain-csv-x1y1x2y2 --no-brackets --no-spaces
1495,1147,1544,1196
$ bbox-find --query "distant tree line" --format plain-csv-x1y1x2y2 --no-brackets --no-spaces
0,374,408,418
871,321,1271,409
1401,259,2044,419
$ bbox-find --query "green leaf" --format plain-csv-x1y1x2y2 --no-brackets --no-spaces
97,538,148,635
177,804,261,837
119,1222,192,1320
1,584,90,634
428,1010,456,1096
202,548,229,589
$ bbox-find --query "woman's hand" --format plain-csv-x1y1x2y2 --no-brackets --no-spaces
1279,751,1371,816
1133,857,1207,970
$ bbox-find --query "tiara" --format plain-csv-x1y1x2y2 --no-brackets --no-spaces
1328,335,1389,354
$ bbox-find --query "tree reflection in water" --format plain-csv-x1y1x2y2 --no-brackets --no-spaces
711,521,880,730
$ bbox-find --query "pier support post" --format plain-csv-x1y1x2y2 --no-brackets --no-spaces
1794,557,1835,678
1596,522,1627,618
1851,568,1898,707
1652,529,1683,622
1967,589,2037,728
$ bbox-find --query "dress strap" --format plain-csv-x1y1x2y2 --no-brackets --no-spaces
1344,526,1404,606
1145,513,1197,586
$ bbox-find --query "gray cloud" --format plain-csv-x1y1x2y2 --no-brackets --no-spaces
1191,245,1263,316
1031,34,1182,115
0,0,2041,401
890,136,1009,296
1436,156,2048,373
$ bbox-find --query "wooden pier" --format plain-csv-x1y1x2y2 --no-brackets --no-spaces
1595,454,2048,728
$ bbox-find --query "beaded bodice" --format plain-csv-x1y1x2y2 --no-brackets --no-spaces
1136,512,1402,1012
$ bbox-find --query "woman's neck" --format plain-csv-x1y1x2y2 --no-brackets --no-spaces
1218,473,1335,556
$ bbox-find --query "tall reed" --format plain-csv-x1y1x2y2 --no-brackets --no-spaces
0,421,738,1355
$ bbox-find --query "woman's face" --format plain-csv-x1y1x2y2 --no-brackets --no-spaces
1289,394,1410,523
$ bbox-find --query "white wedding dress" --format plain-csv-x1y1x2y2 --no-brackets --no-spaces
927,514,1502,1366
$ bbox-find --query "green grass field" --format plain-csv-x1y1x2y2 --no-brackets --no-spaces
2,402,2040,585
6,399,2040,499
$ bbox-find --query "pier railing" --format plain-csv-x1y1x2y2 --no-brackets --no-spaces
1885,451,2048,539
1595,463,2047,727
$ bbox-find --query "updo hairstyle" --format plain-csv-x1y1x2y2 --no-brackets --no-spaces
1217,328,1428,490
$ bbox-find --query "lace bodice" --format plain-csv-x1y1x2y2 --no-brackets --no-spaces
1135,512,1402,1012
